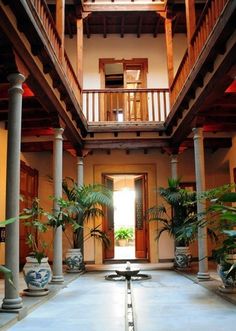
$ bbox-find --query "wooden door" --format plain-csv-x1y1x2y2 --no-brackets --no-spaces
124,63,147,121
103,175,114,259
20,161,38,264
134,174,148,258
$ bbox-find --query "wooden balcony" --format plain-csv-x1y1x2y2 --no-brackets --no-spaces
28,0,82,106
82,88,169,123
170,0,228,107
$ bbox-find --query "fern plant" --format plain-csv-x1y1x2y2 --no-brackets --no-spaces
147,178,198,246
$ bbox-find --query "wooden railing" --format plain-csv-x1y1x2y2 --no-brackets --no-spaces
29,0,81,105
82,88,169,123
30,0,61,60
170,0,228,107
64,53,81,104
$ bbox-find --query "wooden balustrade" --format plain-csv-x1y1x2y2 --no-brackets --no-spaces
82,88,169,123
29,0,81,106
64,53,82,105
170,0,228,107
30,0,61,59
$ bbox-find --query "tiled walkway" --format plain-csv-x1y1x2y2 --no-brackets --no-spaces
1,268,236,331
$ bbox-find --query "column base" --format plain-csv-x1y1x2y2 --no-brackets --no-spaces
2,297,23,310
197,272,211,280
51,275,64,283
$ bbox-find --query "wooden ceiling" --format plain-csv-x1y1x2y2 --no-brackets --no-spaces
47,1,206,38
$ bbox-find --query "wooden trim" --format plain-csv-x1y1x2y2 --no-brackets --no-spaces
185,0,196,43
56,0,65,60
83,88,168,93
76,18,83,88
164,17,174,87
99,58,148,75
83,3,166,12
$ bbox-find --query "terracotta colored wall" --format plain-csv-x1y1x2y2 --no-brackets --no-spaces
0,135,232,265
82,148,230,263
0,128,7,264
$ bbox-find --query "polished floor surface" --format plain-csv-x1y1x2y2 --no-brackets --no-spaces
2,268,236,331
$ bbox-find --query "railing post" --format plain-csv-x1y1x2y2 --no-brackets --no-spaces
55,0,65,64
164,15,174,87
76,18,83,88
185,0,196,66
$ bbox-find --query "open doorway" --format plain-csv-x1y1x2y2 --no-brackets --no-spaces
114,176,136,259
103,173,148,261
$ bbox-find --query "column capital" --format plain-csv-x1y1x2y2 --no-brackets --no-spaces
170,154,178,163
76,156,84,166
7,73,25,95
53,128,64,140
192,127,203,139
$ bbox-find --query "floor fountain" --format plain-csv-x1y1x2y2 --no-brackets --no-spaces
105,261,151,281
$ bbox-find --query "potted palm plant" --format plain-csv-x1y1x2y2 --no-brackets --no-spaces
21,198,52,296
61,178,113,272
148,178,198,269
205,189,236,292
115,227,134,247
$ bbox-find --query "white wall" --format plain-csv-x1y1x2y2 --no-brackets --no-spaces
65,34,187,89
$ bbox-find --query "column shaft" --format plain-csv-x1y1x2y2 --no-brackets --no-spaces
52,128,64,283
2,73,25,310
193,127,210,280
170,154,178,180
76,156,84,186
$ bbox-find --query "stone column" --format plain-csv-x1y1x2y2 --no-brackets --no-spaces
193,127,210,280
76,155,85,265
2,73,25,310
76,156,84,186
170,154,178,180
51,128,64,283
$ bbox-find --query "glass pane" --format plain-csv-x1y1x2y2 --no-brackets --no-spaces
126,69,141,82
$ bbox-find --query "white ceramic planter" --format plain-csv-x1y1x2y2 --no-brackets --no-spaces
65,248,83,273
23,256,52,296
174,246,192,269
218,254,236,293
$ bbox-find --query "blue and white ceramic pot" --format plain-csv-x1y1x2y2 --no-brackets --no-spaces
174,246,192,269
65,248,83,273
23,256,52,296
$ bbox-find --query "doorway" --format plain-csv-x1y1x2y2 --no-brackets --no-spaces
99,58,148,121
103,173,148,261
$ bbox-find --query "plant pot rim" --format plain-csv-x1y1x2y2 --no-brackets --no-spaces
26,256,48,263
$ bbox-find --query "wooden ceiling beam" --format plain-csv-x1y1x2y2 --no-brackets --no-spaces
153,15,161,38
103,15,107,38
120,15,125,38
137,15,143,38
84,138,169,150
66,12,73,38
181,137,232,149
21,140,77,153
21,128,55,137
85,17,91,38
82,4,166,12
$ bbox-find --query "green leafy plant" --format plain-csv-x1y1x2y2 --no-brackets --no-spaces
115,227,134,240
205,189,236,281
62,178,113,249
147,178,198,246
21,198,49,264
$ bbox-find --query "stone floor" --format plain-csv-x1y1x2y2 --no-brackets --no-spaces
1,263,236,330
